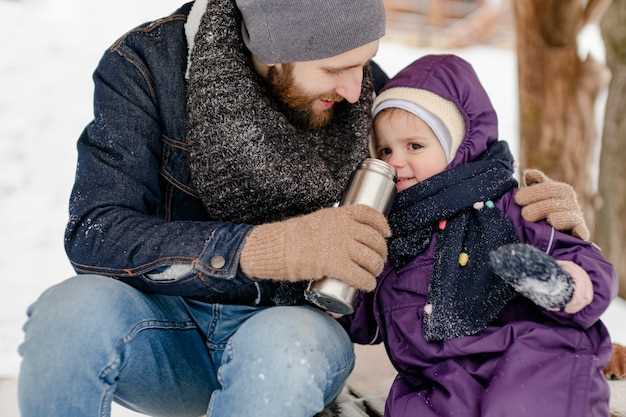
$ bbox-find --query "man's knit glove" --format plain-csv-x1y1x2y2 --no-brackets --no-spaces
240,205,391,292
489,243,575,310
514,169,590,241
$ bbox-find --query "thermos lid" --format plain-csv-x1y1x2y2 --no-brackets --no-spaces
359,158,397,182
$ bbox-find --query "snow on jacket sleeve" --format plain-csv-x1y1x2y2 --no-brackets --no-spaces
64,46,255,298
497,190,618,329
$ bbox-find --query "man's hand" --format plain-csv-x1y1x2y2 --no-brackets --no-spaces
240,205,390,292
557,260,594,314
515,169,590,241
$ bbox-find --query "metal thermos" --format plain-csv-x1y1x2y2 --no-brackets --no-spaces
305,158,397,315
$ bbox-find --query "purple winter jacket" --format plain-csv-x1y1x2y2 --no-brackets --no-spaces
341,55,617,417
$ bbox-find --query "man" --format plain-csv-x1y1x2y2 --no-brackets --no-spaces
18,1,588,416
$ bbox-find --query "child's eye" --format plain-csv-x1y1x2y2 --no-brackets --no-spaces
409,143,423,151
377,148,392,158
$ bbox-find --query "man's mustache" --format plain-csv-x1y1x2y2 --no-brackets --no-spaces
318,93,344,103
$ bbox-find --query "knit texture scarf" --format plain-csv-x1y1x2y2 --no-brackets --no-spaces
388,141,520,341
186,0,374,226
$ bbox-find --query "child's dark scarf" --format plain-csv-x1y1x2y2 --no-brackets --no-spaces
186,0,374,226
388,141,520,341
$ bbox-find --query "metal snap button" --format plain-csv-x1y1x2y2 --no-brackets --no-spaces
210,255,226,269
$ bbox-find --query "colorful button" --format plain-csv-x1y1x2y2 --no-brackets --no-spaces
458,252,469,267
438,219,447,231
424,304,433,315
485,200,495,209
473,201,485,210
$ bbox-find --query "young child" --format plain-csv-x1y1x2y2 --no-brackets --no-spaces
341,55,616,417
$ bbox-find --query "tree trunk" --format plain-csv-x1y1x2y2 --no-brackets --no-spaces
599,0,626,299
513,0,609,233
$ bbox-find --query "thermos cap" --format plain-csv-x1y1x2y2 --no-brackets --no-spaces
359,158,397,182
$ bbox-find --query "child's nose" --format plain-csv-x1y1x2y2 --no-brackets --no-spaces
387,154,405,168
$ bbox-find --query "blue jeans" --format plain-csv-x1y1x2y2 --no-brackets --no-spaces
18,275,355,417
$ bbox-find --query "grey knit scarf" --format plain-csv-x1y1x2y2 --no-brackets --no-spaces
186,0,375,225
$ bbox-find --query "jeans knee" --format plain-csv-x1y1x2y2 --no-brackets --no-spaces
19,275,148,362
225,306,354,401
237,306,352,363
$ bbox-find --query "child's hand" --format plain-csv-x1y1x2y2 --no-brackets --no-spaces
556,260,594,314
489,244,574,310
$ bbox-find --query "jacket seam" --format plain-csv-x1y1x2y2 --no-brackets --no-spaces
110,14,188,51
567,353,594,417
384,301,430,313
162,134,189,151
108,13,188,100
72,257,197,277
160,168,200,198
164,182,174,222
373,268,394,336
160,143,173,222
193,226,250,280
193,262,233,281
580,361,592,417
111,47,157,100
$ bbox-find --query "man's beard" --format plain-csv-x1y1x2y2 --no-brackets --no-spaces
268,64,344,130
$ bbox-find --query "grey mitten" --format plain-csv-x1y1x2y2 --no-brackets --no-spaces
489,243,574,310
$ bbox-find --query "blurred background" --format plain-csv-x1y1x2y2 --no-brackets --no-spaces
1,0,624,416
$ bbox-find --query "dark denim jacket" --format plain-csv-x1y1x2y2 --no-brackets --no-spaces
64,2,388,305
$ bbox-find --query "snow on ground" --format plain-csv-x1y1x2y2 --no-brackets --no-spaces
1,0,624,386
0,0,181,378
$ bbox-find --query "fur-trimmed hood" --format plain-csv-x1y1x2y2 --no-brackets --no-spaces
184,0,209,79
380,54,499,169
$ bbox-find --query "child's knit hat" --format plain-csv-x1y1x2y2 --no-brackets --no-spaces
371,55,499,168
372,86,465,163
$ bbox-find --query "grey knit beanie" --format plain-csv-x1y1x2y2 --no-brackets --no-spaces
236,0,386,64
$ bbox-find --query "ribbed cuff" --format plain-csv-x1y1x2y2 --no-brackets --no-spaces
240,224,288,280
